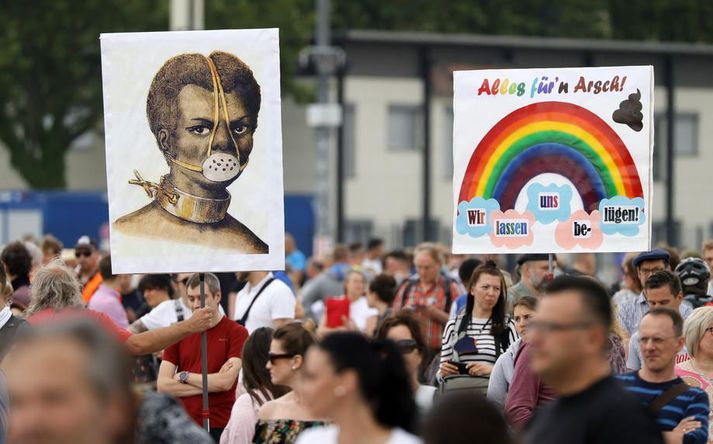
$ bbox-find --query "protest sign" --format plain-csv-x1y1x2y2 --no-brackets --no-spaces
453,66,653,254
101,29,284,273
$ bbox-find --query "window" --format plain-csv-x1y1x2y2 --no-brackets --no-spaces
653,113,699,180
388,105,423,151
651,221,681,247
402,218,440,247
341,104,356,178
444,106,454,178
344,220,373,245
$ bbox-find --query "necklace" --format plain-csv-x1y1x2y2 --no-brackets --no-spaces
472,317,492,337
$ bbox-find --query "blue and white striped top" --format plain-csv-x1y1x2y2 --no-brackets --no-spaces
616,371,709,444
440,316,518,367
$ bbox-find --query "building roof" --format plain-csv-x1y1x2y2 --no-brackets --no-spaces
341,30,713,57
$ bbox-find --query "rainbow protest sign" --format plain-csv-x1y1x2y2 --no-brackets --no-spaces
452,66,653,254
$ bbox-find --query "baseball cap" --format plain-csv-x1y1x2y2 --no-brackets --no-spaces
74,235,97,251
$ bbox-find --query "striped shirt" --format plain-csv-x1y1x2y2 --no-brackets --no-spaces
440,316,518,367
616,372,709,444
618,293,693,335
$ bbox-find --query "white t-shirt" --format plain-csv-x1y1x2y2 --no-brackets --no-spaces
416,385,436,412
362,257,383,275
296,426,422,444
233,273,295,333
349,297,379,332
139,298,225,330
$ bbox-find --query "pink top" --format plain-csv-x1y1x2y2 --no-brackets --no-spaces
220,391,269,444
505,341,556,430
87,284,129,329
676,360,713,443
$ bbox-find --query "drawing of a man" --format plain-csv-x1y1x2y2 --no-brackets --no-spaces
113,51,268,253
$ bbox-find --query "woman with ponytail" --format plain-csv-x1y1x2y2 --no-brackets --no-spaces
296,332,421,444
439,261,518,380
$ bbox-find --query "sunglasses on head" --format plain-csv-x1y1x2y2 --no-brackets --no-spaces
75,250,92,258
179,277,189,286
268,352,296,365
395,339,419,354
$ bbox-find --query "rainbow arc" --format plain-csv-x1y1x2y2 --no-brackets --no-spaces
458,102,643,212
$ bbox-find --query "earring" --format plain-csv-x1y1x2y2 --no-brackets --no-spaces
291,366,298,370
334,386,346,397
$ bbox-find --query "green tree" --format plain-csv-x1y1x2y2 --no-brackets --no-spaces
0,0,313,189
331,0,612,39
608,0,713,42
207,0,314,102
0,1,167,188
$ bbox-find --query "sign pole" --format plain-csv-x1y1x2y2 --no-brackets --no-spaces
548,253,554,276
199,272,209,432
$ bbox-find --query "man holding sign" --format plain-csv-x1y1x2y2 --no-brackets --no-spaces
157,273,248,441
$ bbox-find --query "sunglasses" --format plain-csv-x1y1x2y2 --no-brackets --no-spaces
75,250,93,258
268,352,296,365
395,339,419,354
179,277,189,286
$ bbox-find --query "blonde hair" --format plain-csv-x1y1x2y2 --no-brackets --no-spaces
414,242,444,266
610,304,627,339
27,260,83,315
0,266,11,305
683,307,713,358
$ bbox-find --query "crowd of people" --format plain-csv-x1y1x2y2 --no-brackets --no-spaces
1,233,713,443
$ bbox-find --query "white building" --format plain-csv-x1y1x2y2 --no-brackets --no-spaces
316,31,713,252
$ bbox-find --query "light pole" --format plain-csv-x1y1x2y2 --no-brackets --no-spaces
300,0,345,255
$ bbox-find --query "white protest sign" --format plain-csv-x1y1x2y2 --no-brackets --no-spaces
453,66,653,254
101,29,285,273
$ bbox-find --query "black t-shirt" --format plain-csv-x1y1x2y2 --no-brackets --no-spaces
121,289,149,319
525,376,663,444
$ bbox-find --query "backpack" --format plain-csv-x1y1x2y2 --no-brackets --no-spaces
398,274,456,314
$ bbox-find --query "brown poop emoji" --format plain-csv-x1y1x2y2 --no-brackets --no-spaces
612,89,643,132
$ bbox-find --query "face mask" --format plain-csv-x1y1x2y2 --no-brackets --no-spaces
170,55,246,183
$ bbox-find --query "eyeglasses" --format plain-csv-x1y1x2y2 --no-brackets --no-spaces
395,339,419,354
638,335,676,346
267,352,296,365
527,320,594,334
75,250,92,258
639,267,665,277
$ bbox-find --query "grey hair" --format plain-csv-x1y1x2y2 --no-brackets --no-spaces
9,318,135,407
684,306,713,358
186,272,221,295
414,242,445,266
27,260,84,315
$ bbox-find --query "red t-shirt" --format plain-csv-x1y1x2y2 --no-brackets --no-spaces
27,308,132,343
162,315,248,428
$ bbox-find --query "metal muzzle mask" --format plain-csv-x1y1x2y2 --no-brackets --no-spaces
170,56,246,182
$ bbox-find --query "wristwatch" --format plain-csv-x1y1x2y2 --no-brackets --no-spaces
179,371,189,384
